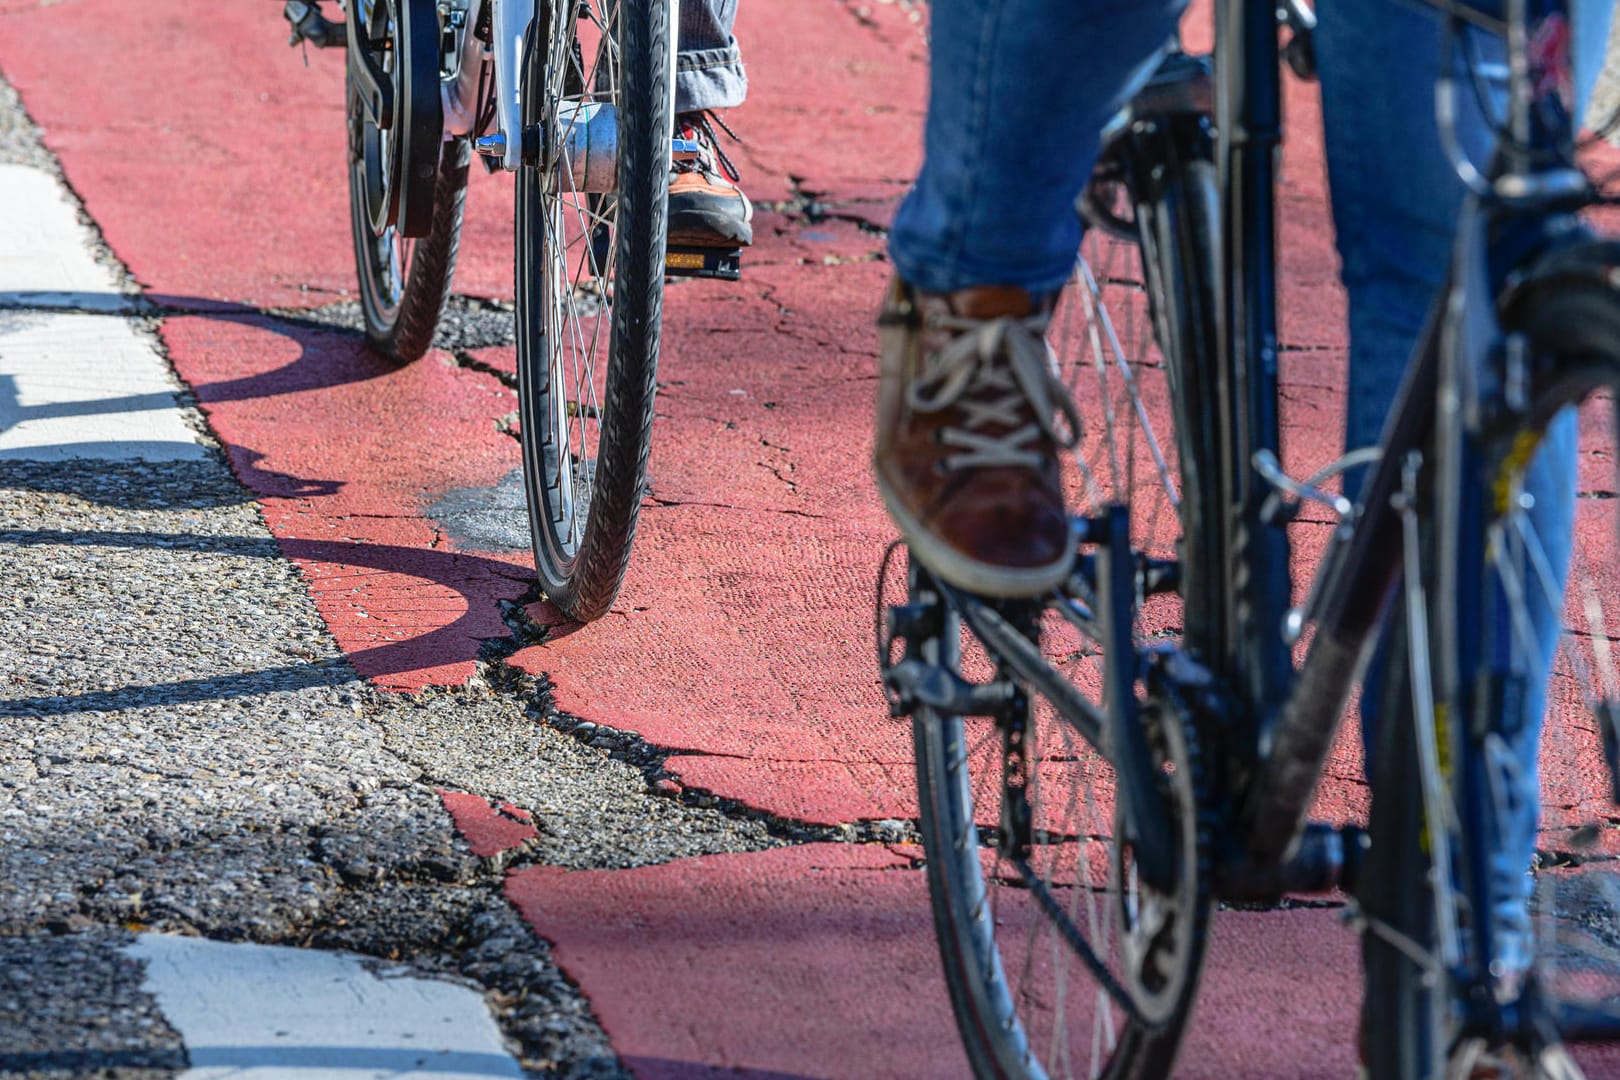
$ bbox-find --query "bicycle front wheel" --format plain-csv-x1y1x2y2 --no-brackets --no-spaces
1364,257,1620,1077
515,0,670,621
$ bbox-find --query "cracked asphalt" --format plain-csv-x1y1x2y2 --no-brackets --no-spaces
0,455,802,1077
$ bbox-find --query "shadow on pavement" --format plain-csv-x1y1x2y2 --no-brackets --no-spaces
0,523,542,696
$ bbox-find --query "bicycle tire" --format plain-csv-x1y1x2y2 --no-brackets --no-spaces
1359,602,1443,1079
913,665,1211,1080
911,128,1220,1080
349,137,470,363
515,0,669,622
1363,270,1620,1078
344,0,457,364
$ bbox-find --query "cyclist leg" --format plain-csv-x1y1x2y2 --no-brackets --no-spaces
878,0,1184,598
1316,0,1577,967
888,2,1183,295
676,0,744,112
671,0,752,246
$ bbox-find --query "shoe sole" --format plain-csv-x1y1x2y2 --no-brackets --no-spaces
668,194,753,246
875,469,1076,599
668,221,753,247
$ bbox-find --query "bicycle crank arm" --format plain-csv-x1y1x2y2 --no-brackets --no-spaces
345,6,396,129
1214,822,1368,902
1094,505,1178,893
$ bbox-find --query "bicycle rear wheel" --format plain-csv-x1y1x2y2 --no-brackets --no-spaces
349,138,470,362
902,111,1220,1080
515,0,670,621
345,0,461,363
1364,258,1620,1078
908,592,1211,1080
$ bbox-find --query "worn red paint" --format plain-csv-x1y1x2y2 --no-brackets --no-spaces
439,790,539,858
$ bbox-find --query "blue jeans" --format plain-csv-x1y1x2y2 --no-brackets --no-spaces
888,0,1605,935
676,0,745,113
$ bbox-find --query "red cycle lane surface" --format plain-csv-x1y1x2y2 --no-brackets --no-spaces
6,1,1617,1075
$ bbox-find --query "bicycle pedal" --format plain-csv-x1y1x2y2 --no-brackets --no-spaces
664,245,741,281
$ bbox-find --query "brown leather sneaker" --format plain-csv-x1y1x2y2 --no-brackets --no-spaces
669,111,753,248
874,277,1081,598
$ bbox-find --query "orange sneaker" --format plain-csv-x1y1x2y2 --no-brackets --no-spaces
669,111,753,248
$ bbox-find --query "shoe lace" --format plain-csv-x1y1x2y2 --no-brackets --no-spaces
905,312,1081,472
676,110,742,183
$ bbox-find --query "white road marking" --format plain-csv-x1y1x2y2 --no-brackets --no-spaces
126,934,526,1080
0,163,204,461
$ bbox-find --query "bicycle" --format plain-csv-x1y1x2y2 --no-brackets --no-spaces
879,2,1620,1076
306,0,737,621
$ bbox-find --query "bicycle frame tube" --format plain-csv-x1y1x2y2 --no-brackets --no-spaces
1240,0,1589,883
1241,303,1446,862
489,0,534,169
443,0,491,137
1442,0,1584,1032
1214,0,1294,753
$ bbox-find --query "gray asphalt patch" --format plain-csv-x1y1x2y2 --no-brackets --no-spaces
427,469,531,554
0,60,794,1075
0,931,185,1078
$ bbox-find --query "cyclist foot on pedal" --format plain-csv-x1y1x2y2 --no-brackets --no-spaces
669,111,752,248
874,278,1080,599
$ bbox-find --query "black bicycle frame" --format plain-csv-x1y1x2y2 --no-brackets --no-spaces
1211,0,1294,769
1206,0,1586,869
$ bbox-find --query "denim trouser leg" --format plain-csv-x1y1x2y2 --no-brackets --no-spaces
887,0,1186,295
1317,0,1575,934
676,0,745,113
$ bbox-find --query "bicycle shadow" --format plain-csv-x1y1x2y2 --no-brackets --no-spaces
0,291,563,687
0,523,546,707
0,288,402,411
141,292,411,406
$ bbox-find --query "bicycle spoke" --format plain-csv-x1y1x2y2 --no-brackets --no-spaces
1077,259,1178,512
